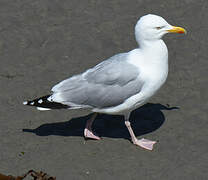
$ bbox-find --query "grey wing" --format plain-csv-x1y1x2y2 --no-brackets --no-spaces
51,53,144,108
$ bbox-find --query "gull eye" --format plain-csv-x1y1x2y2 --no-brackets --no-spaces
155,26,165,30
156,26,162,30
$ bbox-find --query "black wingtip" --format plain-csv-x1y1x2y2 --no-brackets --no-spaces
23,95,69,109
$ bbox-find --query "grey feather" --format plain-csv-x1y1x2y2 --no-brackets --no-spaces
51,53,144,108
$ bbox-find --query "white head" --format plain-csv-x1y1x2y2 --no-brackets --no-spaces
135,14,186,45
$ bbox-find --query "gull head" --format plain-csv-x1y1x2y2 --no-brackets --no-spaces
135,14,186,43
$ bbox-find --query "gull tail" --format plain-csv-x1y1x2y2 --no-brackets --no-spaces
23,95,69,111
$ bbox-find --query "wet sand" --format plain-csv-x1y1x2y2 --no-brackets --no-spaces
0,0,207,179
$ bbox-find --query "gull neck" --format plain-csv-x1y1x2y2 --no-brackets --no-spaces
138,39,168,57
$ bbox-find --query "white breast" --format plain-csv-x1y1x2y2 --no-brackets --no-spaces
93,41,169,115
127,44,168,109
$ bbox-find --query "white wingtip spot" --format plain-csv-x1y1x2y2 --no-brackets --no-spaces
30,102,34,105
23,101,28,105
38,99,43,103
47,96,52,102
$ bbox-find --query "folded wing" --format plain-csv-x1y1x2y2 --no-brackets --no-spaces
51,53,144,108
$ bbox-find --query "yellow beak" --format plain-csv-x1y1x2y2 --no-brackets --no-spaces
167,26,187,34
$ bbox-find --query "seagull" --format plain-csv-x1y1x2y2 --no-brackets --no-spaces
23,14,186,150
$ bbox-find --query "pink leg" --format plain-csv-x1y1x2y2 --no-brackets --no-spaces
125,114,156,150
84,113,101,140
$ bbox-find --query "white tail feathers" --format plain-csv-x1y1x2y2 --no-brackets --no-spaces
37,107,51,111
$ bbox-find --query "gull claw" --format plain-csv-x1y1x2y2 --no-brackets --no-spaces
133,138,157,150
84,128,101,140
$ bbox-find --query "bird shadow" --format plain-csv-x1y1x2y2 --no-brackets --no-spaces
23,103,179,140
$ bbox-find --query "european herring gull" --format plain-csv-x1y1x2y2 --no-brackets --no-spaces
23,14,186,150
